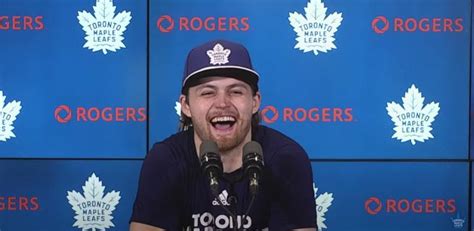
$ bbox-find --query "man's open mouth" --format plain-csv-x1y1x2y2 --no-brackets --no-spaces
210,116,236,130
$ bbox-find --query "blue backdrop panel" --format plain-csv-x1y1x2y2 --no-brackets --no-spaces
0,159,141,231
0,0,147,158
471,165,473,231
471,164,473,231
149,0,470,159
311,162,469,231
471,0,474,160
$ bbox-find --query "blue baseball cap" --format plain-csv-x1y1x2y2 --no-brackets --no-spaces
181,39,260,94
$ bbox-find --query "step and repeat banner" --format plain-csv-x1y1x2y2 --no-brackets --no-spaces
0,0,472,230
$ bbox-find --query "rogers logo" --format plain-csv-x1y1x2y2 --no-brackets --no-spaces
260,106,353,124
261,106,279,124
157,15,174,32
365,197,383,215
0,16,44,30
371,16,389,34
0,196,40,211
156,15,250,32
55,105,72,123
54,105,146,123
364,197,456,215
371,16,464,34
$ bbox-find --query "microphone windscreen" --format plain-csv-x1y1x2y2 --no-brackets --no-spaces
243,141,263,157
200,140,219,158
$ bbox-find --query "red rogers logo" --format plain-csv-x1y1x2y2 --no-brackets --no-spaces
365,197,383,215
261,106,279,124
260,105,353,124
371,16,389,34
157,15,174,32
364,197,456,215
54,105,146,123
371,16,464,34
156,15,250,32
55,105,72,123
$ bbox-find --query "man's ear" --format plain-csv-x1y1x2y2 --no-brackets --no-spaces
252,92,261,114
179,94,191,117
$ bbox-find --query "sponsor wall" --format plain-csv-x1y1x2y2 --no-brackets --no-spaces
0,0,471,230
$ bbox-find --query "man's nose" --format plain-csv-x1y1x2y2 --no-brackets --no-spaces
215,92,230,108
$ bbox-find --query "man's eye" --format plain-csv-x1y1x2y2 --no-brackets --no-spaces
231,90,243,95
201,91,213,96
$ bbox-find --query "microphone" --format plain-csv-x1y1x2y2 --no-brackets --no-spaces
242,141,264,195
199,140,223,195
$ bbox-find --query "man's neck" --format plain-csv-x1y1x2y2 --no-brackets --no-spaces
219,142,245,173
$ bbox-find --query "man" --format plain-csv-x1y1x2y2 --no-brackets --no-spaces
130,39,317,230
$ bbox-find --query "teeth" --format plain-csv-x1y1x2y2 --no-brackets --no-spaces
211,116,236,123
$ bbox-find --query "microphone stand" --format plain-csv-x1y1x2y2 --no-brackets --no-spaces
242,192,256,229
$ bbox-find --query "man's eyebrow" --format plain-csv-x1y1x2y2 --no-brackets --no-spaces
227,83,249,90
195,84,217,91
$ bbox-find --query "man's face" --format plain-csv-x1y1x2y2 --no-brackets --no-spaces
180,76,261,152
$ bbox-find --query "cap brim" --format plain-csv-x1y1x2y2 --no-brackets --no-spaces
182,66,259,93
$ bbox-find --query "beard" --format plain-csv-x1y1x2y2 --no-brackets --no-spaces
192,116,252,153
213,121,251,152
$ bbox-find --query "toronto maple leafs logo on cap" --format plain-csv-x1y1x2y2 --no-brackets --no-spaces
207,43,231,65
181,39,260,94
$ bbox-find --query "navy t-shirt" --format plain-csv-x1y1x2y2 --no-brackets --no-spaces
131,125,317,230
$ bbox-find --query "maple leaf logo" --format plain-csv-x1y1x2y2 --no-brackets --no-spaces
313,183,333,230
67,173,121,231
0,90,22,142
175,101,181,117
77,0,132,54
207,43,231,65
289,0,343,55
386,84,440,145
451,213,465,229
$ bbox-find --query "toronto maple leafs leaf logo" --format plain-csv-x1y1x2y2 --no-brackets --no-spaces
67,173,121,231
207,43,231,65
313,183,333,230
175,101,181,117
0,91,22,142
289,0,343,55
77,0,132,54
386,84,440,145
451,213,465,229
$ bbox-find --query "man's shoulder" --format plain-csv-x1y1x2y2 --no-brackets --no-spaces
159,129,192,148
147,129,195,164
255,125,302,148
254,125,307,159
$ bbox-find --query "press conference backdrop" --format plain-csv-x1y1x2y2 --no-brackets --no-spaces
0,0,471,230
